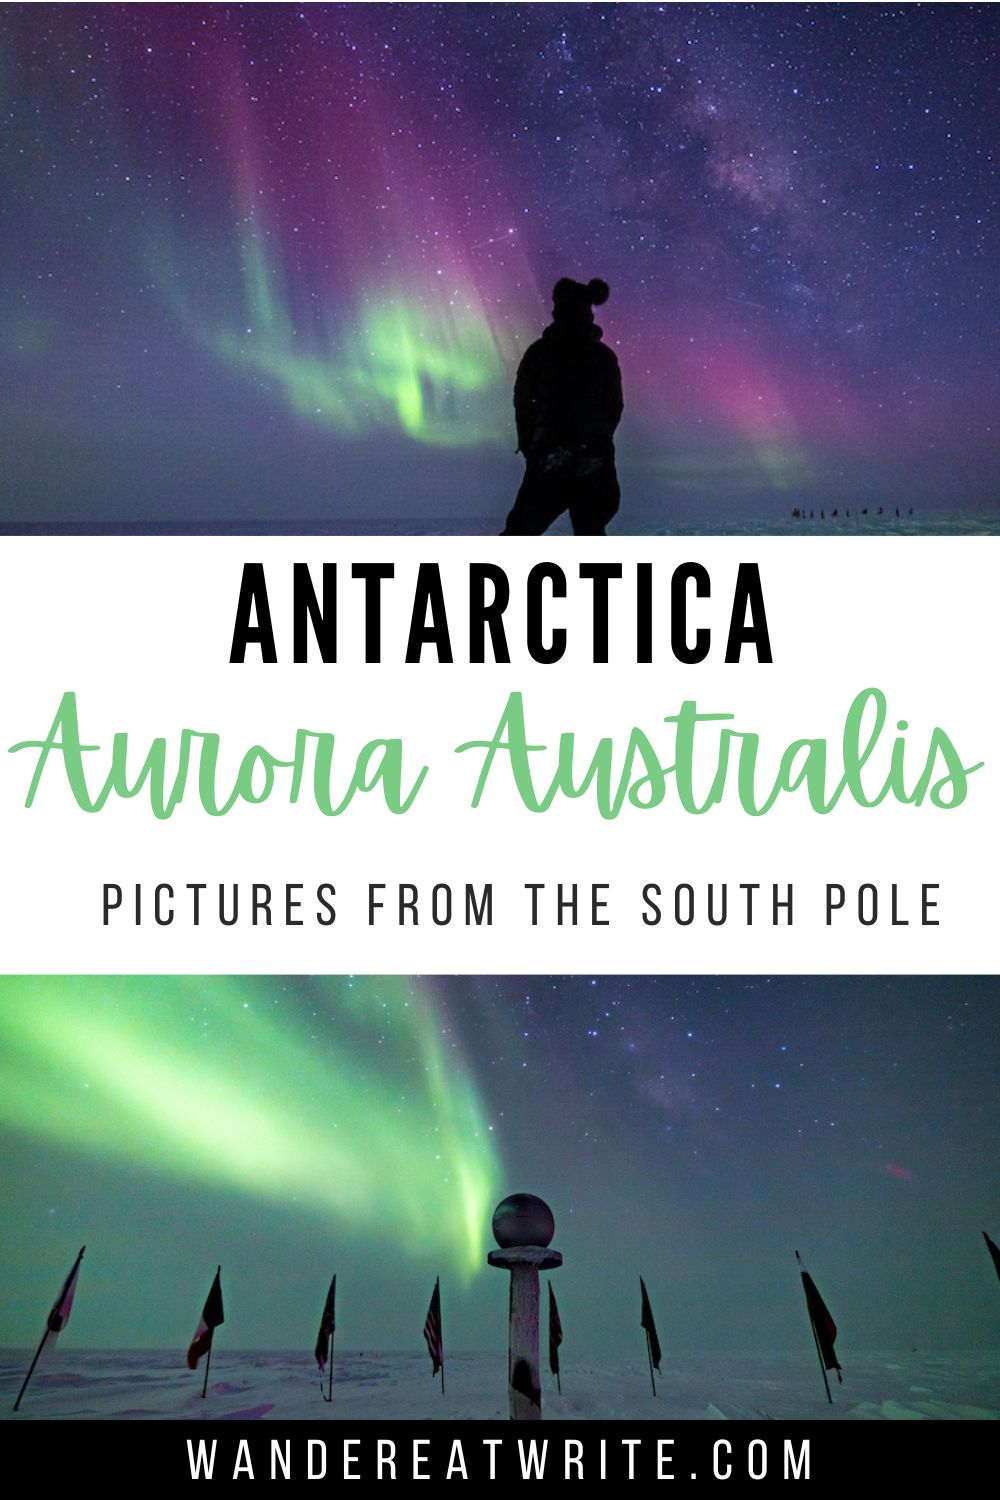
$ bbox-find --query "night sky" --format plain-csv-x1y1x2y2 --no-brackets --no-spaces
2,975,997,1356
2,4,997,528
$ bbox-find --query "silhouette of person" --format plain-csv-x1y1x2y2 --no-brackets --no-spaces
502,277,623,536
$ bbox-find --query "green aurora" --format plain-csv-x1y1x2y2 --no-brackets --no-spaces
162,230,530,449
1,976,997,1354
0,976,500,1278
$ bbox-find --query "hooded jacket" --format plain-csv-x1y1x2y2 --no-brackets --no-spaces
514,285,623,456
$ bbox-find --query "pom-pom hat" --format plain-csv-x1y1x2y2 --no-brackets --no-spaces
551,277,610,324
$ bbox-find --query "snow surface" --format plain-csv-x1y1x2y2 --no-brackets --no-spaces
2,1349,997,1421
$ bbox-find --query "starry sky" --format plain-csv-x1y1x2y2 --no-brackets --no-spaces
1,4,997,529
1,974,997,1356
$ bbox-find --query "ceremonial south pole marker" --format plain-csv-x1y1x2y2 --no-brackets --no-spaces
488,1193,562,1420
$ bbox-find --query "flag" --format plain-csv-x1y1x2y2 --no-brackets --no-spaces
47,1246,85,1335
315,1274,337,1370
423,1277,443,1377
187,1266,224,1371
548,1281,563,1378
640,1276,661,1370
797,1253,842,1381
984,1231,1000,1283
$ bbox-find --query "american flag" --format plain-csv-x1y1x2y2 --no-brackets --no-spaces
423,1277,443,1376
186,1267,224,1371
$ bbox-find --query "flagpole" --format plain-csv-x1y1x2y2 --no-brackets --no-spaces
15,1243,85,1413
201,1341,212,1399
645,1328,657,1398
13,1327,51,1413
807,1313,832,1404
321,1330,332,1400
549,1281,562,1395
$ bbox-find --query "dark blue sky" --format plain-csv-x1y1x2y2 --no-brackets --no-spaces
2,975,997,1354
1,4,997,527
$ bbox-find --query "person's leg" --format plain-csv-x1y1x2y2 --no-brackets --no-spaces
568,458,621,536
502,455,571,535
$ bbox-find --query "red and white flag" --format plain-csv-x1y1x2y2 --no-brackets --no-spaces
186,1266,224,1370
47,1246,85,1335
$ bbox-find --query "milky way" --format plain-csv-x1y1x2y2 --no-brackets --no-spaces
2,4,997,526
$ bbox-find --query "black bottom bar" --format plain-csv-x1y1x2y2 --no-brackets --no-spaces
3,1418,993,1483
